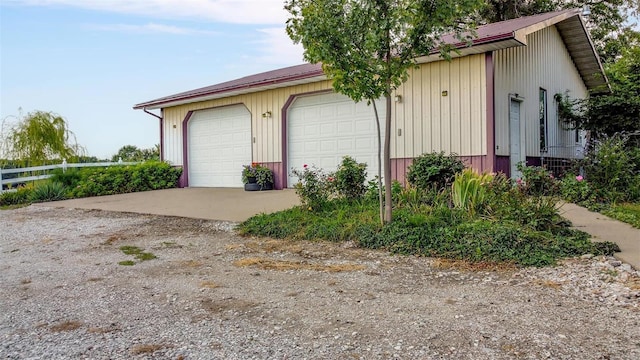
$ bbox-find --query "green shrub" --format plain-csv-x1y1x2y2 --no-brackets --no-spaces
29,182,67,202
516,163,559,197
50,168,83,188
560,174,595,203
406,152,465,191
71,161,182,198
485,185,561,231
291,164,332,210
579,134,640,202
452,169,493,216
333,156,367,200
0,186,33,206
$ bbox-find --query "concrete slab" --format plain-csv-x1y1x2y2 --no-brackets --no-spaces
37,188,300,222
560,203,640,270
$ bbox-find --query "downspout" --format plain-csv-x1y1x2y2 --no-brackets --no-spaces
142,107,164,162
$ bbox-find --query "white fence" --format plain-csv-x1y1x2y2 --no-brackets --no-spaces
0,159,137,193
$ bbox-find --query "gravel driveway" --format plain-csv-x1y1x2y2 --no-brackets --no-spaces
1,206,639,359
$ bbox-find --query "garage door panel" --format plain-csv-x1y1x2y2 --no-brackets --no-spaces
288,93,385,187
188,105,251,187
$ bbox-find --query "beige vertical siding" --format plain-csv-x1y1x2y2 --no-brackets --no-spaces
494,25,588,157
162,54,487,166
161,80,333,166
392,54,487,158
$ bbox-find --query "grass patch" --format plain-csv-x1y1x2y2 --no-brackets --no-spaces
602,202,640,228
1,203,30,210
119,245,143,255
118,245,156,264
233,257,366,272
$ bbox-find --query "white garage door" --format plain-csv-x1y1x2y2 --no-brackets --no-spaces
287,92,385,187
188,105,251,187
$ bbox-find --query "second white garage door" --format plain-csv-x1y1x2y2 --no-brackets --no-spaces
188,105,251,187
287,92,385,187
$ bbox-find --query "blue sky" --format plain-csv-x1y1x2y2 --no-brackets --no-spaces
0,0,304,159
1,1,638,160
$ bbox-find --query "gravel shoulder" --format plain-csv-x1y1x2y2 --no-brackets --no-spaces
1,206,639,359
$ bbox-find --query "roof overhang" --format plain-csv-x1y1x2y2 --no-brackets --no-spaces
136,75,326,110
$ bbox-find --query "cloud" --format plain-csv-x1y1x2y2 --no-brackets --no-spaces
251,27,305,65
4,0,289,25
87,22,219,36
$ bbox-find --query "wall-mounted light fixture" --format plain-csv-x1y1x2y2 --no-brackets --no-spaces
394,94,402,103
262,111,272,119
441,90,448,97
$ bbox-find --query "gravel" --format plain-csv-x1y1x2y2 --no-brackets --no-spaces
1,205,639,359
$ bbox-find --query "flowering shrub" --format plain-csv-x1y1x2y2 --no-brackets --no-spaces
560,173,594,204
516,162,559,196
291,164,332,210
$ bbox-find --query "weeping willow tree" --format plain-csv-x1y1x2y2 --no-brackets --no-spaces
1,110,84,166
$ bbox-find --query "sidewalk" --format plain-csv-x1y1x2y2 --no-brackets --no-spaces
560,203,640,269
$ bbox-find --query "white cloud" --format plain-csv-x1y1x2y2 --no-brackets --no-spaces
87,22,219,35
4,0,289,25
252,27,305,65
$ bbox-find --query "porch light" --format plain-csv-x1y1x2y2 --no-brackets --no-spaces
262,111,272,119
394,94,402,103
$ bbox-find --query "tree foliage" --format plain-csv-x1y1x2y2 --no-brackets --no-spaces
576,46,640,137
1,110,83,166
111,144,160,162
285,0,483,223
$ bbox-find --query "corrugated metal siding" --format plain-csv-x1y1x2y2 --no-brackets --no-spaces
494,25,588,157
162,80,333,166
392,54,487,158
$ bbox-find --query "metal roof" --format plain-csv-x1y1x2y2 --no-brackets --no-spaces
134,9,607,110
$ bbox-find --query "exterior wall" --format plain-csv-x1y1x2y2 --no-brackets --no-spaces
162,80,333,166
391,54,487,159
494,25,588,159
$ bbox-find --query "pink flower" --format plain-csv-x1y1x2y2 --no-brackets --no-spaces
549,174,554,179
303,164,308,168
576,175,584,182
516,178,523,185
327,177,334,182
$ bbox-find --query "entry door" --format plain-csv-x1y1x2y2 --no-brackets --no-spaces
509,98,524,179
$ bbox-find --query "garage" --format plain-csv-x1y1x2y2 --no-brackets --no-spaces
188,105,252,187
287,92,385,187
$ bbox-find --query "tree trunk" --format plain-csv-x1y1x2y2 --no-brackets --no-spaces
384,93,393,223
371,100,384,226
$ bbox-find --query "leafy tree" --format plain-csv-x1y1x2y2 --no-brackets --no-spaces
575,46,640,138
285,0,483,223
1,110,83,166
111,144,160,162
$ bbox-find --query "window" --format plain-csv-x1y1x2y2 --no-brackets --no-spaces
539,88,548,152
